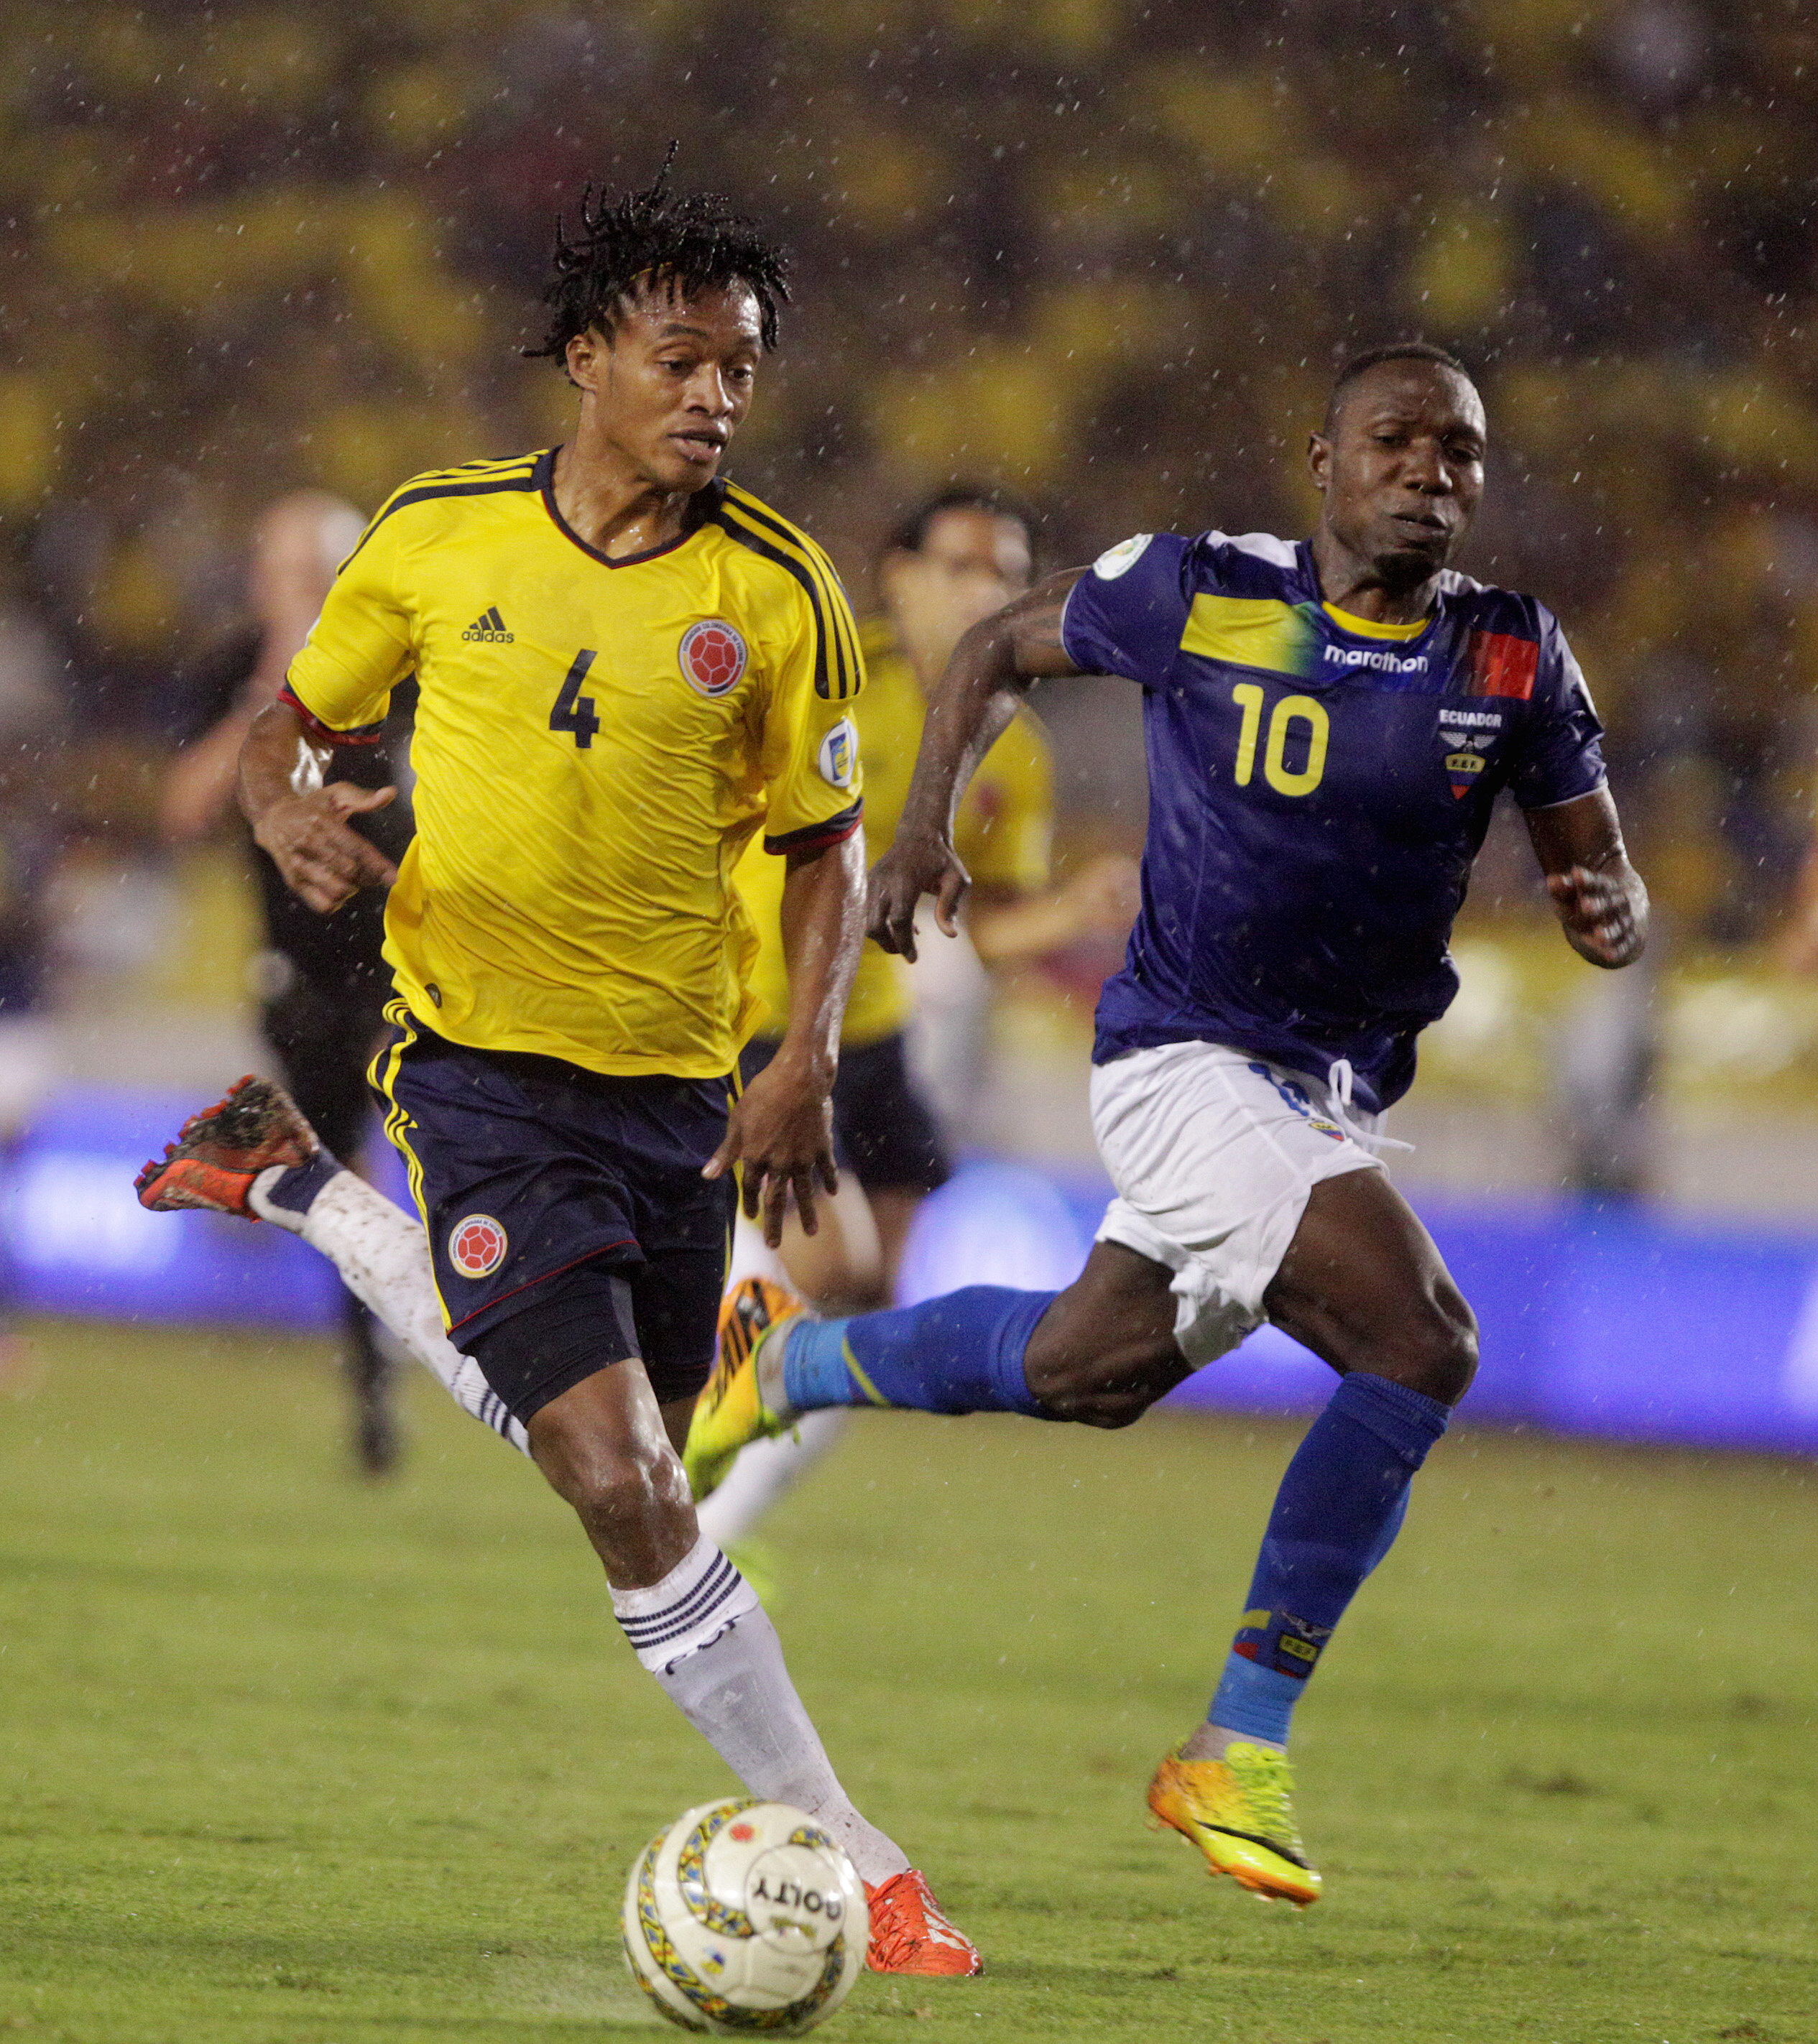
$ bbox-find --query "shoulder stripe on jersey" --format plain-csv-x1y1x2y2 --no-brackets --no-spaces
711,488,861,701
341,463,541,567
712,492,859,703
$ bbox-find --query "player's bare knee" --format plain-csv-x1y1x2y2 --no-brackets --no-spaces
575,1447,688,1545
1379,1300,1478,1407
535,1413,684,1531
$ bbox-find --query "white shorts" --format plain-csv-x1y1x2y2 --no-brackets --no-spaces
1089,1040,1385,1368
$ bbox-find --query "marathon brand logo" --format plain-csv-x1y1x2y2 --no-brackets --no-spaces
1323,643,1428,675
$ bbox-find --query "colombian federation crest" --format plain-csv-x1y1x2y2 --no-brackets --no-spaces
448,1213,508,1280
679,619,748,697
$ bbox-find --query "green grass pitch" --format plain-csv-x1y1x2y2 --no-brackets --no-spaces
1,1319,1814,2044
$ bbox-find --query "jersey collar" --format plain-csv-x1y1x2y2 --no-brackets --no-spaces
536,448,721,569
1292,540,1441,640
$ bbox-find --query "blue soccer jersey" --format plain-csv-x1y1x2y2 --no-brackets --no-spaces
1061,530,1606,1111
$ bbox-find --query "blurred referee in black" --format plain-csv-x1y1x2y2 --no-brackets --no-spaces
160,491,412,1473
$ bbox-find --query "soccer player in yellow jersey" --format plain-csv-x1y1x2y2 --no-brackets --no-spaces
702,491,1138,1555
134,170,977,1979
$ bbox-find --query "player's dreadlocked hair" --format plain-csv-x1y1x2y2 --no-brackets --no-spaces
1324,341,1474,430
526,149,790,369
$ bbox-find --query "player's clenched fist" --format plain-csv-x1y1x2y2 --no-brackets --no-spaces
867,829,970,962
253,781,400,914
1546,861,1648,969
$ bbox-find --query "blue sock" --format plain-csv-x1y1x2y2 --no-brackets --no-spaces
1208,1372,1450,1747
780,1287,1057,1418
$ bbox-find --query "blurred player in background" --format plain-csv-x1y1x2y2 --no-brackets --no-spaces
0,587,69,1379
139,168,977,1976
1778,820,1818,974
689,343,1648,1910
702,491,1138,1557
160,491,411,1474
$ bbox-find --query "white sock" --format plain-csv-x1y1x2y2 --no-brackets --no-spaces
251,1165,530,1456
726,1213,788,1289
616,1537,908,1888
694,1410,849,1548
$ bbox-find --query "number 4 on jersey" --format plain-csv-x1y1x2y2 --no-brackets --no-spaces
550,649,601,749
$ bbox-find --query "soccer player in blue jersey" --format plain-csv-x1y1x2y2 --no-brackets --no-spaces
687,343,1648,1907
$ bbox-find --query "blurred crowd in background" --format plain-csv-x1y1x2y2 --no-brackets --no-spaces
2,0,1818,1188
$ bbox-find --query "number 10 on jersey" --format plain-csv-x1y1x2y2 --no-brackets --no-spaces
1230,683,1329,797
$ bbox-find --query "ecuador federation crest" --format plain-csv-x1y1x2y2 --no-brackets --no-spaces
679,619,748,697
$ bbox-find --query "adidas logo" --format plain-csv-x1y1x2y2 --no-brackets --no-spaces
461,606,514,643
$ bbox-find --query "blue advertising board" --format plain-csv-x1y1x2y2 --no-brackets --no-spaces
9,1088,1818,1457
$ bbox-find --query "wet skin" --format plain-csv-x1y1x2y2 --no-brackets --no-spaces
866,359,1648,1423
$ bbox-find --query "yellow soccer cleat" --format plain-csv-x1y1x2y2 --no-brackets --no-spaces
1147,1741,1323,1907
684,1277,806,1501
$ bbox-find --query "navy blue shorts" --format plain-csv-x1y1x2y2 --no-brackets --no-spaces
370,1007,735,1424
739,1028,951,1198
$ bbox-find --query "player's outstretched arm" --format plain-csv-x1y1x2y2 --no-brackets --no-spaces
1526,788,1648,968
705,830,866,1247
869,568,1086,960
239,699,399,915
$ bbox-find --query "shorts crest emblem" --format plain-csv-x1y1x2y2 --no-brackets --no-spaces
448,1213,508,1279
679,619,748,697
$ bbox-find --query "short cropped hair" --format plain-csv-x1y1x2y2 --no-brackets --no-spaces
1324,342,1475,432
526,154,790,366
885,486,1039,562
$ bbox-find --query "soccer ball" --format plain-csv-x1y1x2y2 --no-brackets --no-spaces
622,1798,868,2035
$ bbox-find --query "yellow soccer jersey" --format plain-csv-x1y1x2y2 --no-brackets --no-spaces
736,619,1053,1046
282,450,864,1078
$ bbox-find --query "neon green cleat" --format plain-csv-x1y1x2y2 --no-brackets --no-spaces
721,1537,785,1611
684,1277,804,1501
1147,1741,1323,1907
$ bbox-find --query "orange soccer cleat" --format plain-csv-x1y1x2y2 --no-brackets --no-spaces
134,1076,320,1219
863,1869,982,1977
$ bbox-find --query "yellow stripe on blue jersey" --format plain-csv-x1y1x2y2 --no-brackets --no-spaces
1179,594,1318,678
734,619,1054,1047
284,449,865,1080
